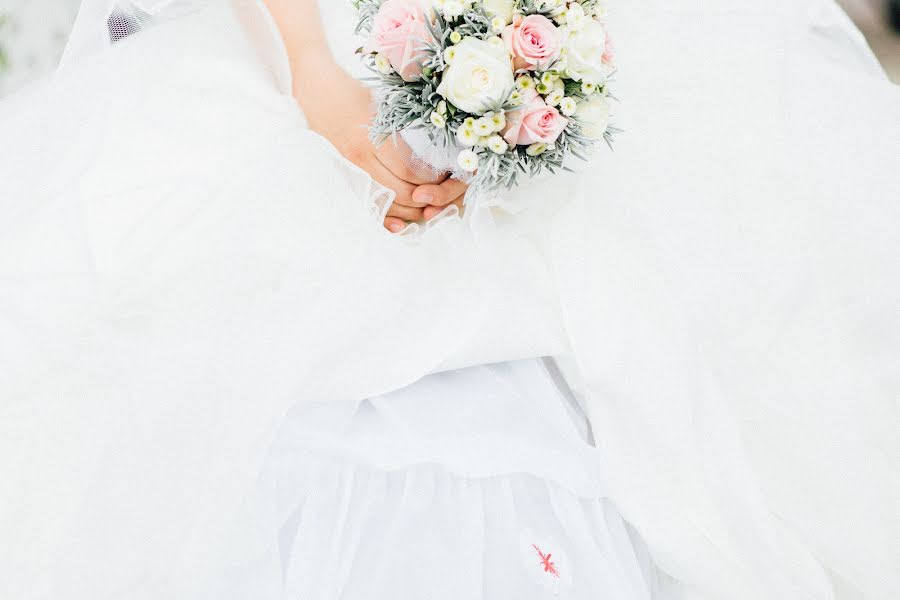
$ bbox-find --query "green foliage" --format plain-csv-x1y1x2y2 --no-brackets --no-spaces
353,0,383,35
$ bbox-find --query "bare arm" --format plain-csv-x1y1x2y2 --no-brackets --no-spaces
263,0,466,230
262,0,347,138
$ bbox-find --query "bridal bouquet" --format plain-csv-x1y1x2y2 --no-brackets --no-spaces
354,0,618,196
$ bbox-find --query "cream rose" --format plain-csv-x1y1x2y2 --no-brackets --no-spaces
482,0,515,24
563,19,610,84
437,37,514,114
575,95,611,140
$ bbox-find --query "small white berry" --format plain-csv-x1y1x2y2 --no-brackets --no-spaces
487,135,509,154
473,117,495,137
526,142,549,156
489,111,506,131
456,126,478,146
374,54,393,75
559,96,578,116
545,88,565,107
457,149,480,172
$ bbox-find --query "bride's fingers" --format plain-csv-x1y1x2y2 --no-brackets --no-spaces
375,141,447,186
363,154,420,206
391,195,430,209
412,177,468,207
423,196,465,221
386,202,425,222
383,216,408,233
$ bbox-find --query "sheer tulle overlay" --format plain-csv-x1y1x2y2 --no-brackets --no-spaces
207,359,664,599
0,1,897,599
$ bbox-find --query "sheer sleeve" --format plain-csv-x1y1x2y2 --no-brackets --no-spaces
62,0,292,91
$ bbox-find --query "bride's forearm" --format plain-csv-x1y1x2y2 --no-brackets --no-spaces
263,0,361,125
263,0,330,73
262,0,463,226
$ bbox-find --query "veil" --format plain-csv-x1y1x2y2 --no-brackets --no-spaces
2,0,897,599
61,1,193,64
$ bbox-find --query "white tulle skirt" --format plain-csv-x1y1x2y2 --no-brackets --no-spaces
212,359,662,599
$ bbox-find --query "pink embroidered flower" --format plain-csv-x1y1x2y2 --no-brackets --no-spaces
520,530,572,592
532,544,560,578
365,0,430,82
502,90,569,146
502,14,563,71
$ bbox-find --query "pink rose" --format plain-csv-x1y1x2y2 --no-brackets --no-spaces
365,0,430,82
502,89,569,146
502,14,563,71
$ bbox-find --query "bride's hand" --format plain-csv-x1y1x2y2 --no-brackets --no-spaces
264,0,467,232
304,74,467,232
412,179,468,223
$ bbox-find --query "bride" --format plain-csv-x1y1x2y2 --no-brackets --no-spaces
0,0,897,598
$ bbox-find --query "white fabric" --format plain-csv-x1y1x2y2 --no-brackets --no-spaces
203,358,662,599
277,359,603,491
0,1,897,599
557,3,899,599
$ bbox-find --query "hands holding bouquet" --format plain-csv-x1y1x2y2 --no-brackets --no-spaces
265,0,467,232
302,73,469,231
268,0,616,232
357,0,618,204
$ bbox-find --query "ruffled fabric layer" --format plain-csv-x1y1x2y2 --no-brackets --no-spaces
213,455,660,600
157,358,668,599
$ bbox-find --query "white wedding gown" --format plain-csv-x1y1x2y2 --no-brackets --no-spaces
223,358,662,599
0,1,898,599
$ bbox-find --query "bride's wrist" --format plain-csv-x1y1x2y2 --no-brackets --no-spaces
292,61,370,141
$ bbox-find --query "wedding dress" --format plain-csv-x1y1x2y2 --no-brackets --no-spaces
219,358,663,599
0,1,897,599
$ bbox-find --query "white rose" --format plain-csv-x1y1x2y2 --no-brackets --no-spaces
575,95,611,140
437,37,514,114
564,19,610,84
482,0,514,24
563,3,586,31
